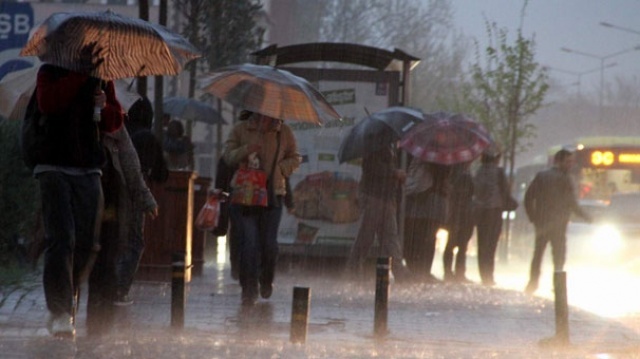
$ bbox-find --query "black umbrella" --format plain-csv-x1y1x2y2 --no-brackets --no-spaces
338,106,425,163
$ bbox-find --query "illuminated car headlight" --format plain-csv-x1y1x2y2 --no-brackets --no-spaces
590,224,624,254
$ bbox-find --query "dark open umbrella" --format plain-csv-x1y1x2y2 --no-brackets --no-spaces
20,10,201,80
163,96,226,125
399,111,492,165
338,106,425,163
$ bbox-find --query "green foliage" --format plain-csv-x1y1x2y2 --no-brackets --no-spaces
203,0,265,70
457,20,549,175
0,120,39,266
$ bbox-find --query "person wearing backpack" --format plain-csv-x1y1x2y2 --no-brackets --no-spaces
27,58,124,338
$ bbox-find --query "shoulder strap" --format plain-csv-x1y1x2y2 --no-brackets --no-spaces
269,130,281,180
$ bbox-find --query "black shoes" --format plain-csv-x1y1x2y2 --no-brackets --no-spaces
260,282,273,299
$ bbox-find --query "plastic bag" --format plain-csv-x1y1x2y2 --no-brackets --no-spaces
229,166,268,207
195,195,221,231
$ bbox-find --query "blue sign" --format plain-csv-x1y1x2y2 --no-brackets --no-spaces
0,3,35,81
0,3,34,51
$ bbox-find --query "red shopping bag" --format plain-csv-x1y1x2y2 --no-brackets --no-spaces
195,195,221,231
229,166,268,207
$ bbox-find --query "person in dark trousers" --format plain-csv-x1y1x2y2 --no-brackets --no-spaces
404,159,452,283
524,149,592,295
346,132,411,282
442,162,475,283
88,123,158,335
32,61,123,338
224,111,300,306
473,147,507,286
110,96,167,305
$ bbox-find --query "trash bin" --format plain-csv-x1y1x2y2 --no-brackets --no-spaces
138,170,196,282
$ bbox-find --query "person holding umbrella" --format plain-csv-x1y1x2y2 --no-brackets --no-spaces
346,129,412,282
442,162,475,283
28,47,123,338
223,111,300,306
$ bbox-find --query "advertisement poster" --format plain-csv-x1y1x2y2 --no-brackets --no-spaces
277,70,399,256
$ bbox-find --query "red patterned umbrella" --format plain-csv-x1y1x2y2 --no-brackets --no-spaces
399,112,492,165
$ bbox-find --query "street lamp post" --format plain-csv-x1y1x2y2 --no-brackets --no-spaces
560,45,640,123
600,22,640,36
544,64,616,98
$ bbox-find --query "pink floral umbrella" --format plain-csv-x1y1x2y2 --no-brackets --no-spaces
399,112,492,165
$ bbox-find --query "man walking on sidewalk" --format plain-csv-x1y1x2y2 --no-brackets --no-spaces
524,149,591,294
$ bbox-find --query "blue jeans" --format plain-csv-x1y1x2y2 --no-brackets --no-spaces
38,172,103,316
229,204,282,300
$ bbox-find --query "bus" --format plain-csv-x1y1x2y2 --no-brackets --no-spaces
570,137,640,201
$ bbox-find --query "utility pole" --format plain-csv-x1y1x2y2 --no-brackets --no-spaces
137,0,149,98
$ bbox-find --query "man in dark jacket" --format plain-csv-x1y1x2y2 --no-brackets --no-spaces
33,62,123,337
524,149,592,294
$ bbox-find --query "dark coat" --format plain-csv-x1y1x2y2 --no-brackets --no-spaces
524,167,589,227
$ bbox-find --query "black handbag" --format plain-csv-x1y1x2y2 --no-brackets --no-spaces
500,171,519,211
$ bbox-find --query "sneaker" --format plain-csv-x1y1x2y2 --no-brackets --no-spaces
113,294,134,306
47,313,75,338
260,282,273,299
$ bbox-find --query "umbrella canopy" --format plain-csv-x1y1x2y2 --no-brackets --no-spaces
163,96,226,124
0,65,141,121
399,112,492,165
199,63,341,125
338,106,425,163
19,10,201,81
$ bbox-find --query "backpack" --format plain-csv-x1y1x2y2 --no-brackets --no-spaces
20,89,48,170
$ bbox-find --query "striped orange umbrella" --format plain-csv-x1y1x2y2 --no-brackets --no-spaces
19,10,201,81
199,63,341,125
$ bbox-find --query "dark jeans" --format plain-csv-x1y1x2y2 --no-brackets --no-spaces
403,217,439,279
39,171,103,317
443,218,475,278
475,207,503,285
229,203,282,300
115,210,145,295
528,222,568,287
87,216,118,335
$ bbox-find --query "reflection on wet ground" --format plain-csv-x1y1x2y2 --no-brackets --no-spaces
2,237,640,358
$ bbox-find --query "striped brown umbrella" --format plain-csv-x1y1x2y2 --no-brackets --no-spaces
19,10,201,81
199,63,341,125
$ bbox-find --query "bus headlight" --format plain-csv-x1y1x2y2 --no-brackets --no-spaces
590,224,624,255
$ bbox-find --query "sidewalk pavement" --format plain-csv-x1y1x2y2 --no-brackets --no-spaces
1,258,640,358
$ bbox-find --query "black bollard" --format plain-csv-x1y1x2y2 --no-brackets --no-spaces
171,251,186,329
290,286,311,344
374,257,391,338
553,271,570,344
